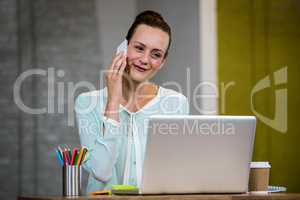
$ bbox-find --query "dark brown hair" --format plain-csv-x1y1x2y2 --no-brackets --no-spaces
126,10,171,58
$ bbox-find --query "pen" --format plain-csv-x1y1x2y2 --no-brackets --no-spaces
56,147,63,158
83,150,88,162
63,149,70,165
77,147,87,165
55,146,88,166
77,147,84,165
55,150,64,166
68,149,72,161
91,190,111,196
58,145,67,165
57,146,63,157
81,148,88,162
61,150,66,166
73,152,79,165
70,148,77,165
64,145,71,164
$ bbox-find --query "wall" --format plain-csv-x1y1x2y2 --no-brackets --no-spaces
0,0,201,199
95,0,137,69
0,0,100,198
218,0,300,192
137,0,201,114
0,0,19,199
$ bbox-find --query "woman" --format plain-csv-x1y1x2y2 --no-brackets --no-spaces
75,10,189,193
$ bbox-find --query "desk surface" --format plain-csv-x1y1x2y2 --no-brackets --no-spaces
18,193,300,200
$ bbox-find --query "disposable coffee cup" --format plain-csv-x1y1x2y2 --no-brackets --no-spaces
63,165,82,196
249,162,271,193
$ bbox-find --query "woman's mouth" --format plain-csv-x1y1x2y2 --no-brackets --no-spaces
133,64,147,72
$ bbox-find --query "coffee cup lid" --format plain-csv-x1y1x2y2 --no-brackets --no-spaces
250,162,271,168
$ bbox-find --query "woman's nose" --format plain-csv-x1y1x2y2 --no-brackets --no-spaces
139,52,149,66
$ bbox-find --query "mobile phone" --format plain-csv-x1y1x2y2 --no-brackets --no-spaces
116,39,128,55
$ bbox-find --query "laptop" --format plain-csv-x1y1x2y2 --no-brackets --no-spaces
138,115,256,194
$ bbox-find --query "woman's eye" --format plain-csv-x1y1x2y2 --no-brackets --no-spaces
135,46,144,51
152,53,162,59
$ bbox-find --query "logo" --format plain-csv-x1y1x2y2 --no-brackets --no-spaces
251,67,288,133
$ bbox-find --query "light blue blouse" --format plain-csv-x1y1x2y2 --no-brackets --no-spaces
75,86,189,194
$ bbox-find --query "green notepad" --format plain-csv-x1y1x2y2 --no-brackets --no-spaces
111,185,139,195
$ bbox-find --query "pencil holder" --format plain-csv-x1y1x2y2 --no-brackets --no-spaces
62,165,82,196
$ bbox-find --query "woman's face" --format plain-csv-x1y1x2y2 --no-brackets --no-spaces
126,24,169,83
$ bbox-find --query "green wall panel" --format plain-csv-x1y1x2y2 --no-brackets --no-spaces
218,0,300,192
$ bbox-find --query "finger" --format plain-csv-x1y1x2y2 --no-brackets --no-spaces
111,53,123,69
113,54,125,75
113,52,122,59
109,53,123,71
108,57,123,79
118,56,127,76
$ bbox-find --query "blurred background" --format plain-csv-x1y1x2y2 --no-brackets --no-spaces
0,0,299,199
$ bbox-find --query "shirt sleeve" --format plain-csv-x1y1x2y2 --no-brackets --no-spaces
179,95,190,114
74,93,123,183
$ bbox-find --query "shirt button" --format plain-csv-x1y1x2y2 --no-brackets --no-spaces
133,161,136,165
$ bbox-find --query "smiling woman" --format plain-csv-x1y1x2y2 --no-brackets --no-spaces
74,10,189,193
126,25,169,82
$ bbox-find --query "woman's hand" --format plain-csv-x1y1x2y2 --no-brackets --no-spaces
104,52,127,122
